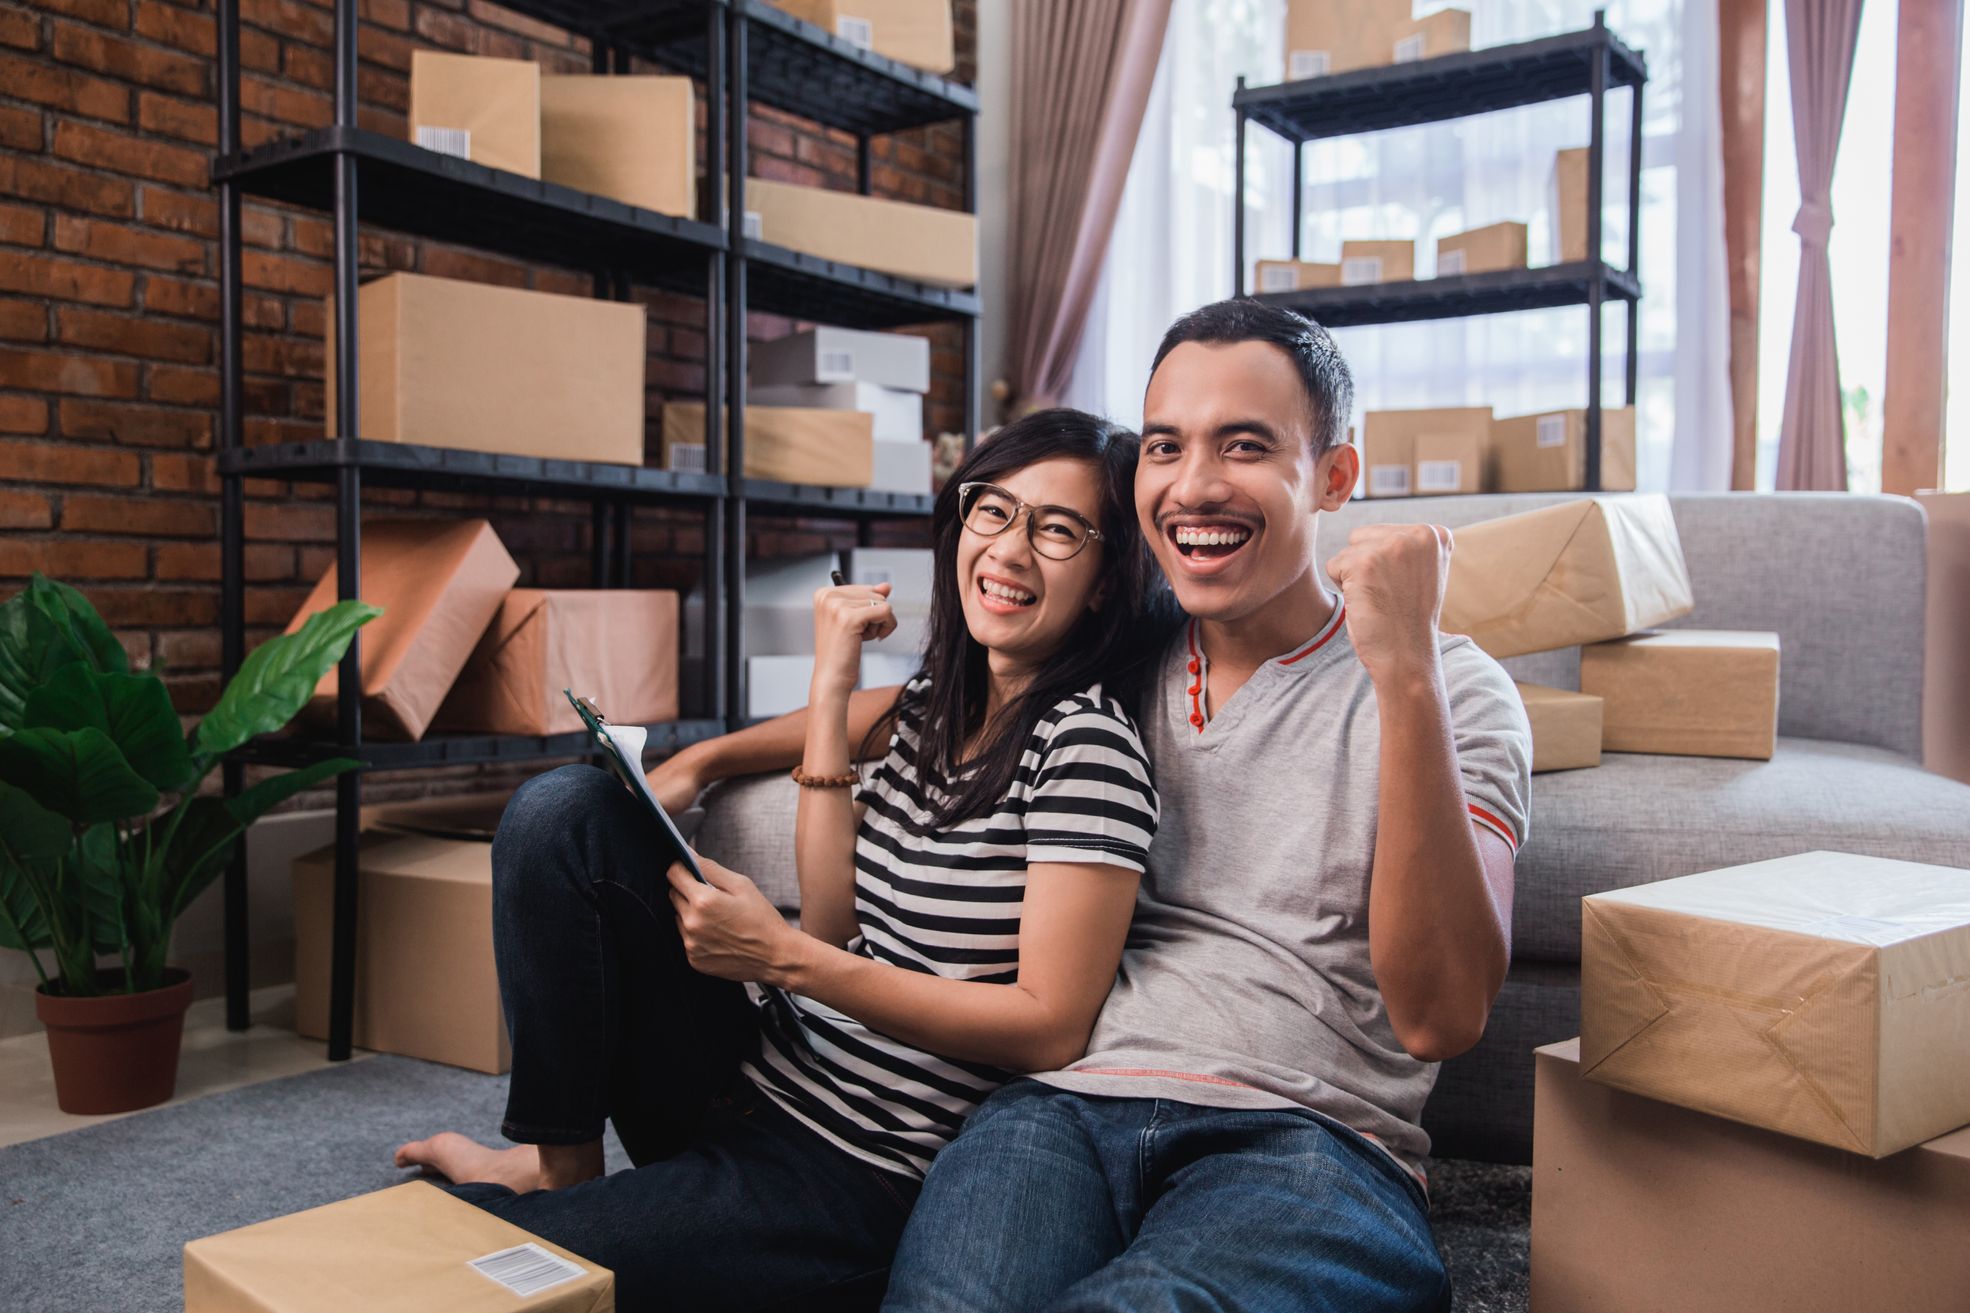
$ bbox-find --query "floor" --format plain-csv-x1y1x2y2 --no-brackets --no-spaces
0,985,367,1150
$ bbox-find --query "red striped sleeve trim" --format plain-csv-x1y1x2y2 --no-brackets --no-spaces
1278,603,1348,665
1468,803,1519,852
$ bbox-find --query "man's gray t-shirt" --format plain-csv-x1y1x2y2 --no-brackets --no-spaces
1034,600,1532,1180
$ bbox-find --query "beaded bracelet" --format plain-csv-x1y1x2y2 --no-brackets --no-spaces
791,765,858,789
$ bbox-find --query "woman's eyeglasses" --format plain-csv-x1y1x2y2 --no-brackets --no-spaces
957,482,1104,562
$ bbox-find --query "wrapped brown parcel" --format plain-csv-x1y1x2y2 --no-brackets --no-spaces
1513,682,1602,772
1580,628,1780,760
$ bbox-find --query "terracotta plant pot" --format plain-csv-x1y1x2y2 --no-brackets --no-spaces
34,969,195,1115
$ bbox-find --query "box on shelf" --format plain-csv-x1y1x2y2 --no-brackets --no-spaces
1284,0,1402,78
431,589,680,737
772,0,956,74
869,438,934,495
1917,491,1970,784
539,74,695,217
292,830,508,1074
1359,407,1491,500
744,554,840,655
1391,7,1470,62
1439,495,1694,658
1254,259,1342,294
407,50,540,178
746,177,977,288
844,546,933,655
1580,852,1970,1157
325,272,646,466
1554,146,1590,263
185,1181,615,1313
1514,682,1602,773
1434,220,1528,277
1531,1038,1970,1313
1340,239,1415,285
750,326,931,393
750,380,924,443
1579,629,1780,760
1413,429,1484,496
1489,405,1637,493
284,519,518,742
661,403,874,488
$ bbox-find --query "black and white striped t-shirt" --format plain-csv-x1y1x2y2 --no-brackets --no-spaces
742,679,1158,1179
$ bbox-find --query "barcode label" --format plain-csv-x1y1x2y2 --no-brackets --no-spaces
667,443,708,474
1288,50,1330,80
1393,34,1426,63
1437,248,1466,276
1368,464,1411,497
1258,264,1298,293
469,1244,584,1298
817,349,855,379
837,16,874,49
415,126,470,160
1416,459,1463,492
1341,256,1383,285
1536,414,1568,448
742,210,764,240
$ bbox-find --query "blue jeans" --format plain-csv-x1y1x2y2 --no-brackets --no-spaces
880,1080,1451,1313
446,765,918,1312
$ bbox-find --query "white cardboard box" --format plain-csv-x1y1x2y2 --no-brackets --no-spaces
750,326,931,393
869,439,933,495
751,380,923,443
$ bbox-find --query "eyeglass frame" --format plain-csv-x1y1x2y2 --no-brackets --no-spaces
955,481,1106,561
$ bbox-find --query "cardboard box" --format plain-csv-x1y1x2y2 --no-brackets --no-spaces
746,177,976,288
773,0,955,73
1578,628,1779,759
844,546,932,656
325,273,646,466
408,51,540,178
1489,406,1637,493
292,831,508,1073
1340,239,1415,285
1254,259,1343,294
1531,1037,1970,1313
364,789,515,842
540,75,694,217
1284,0,1402,78
750,326,931,393
743,554,837,655
869,438,933,495
185,1181,615,1312
1391,7,1470,62
431,589,679,737
750,380,923,443
1579,852,1970,1157
661,403,874,488
1515,682,1602,773
1359,407,1492,499
284,519,519,742
1554,146,1590,263
1434,220,1528,277
1439,495,1694,658
1918,491,1970,784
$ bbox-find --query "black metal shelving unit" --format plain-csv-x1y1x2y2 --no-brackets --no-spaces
1233,12,1646,491
212,0,979,1057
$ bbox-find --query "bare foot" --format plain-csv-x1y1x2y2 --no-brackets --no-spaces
394,1132,541,1192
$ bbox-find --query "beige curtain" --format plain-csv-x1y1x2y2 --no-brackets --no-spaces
1005,0,1174,414
1774,0,1866,490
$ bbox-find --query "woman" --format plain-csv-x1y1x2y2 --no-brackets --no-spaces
396,409,1170,1311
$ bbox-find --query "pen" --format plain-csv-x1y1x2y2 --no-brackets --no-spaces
830,570,845,586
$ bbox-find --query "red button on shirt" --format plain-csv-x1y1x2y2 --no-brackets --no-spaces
1189,712,1204,727
1187,659,1200,674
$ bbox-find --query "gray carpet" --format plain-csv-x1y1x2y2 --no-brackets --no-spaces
0,1055,1530,1311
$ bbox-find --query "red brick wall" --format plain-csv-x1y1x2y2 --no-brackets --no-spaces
1,0,975,802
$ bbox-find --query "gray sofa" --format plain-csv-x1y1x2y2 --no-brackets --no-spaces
694,492,1970,1165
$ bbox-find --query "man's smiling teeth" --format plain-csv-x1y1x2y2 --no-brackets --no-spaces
1173,526,1252,547
981,579,1036,605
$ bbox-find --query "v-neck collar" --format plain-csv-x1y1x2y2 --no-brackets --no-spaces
1178,603,1348,737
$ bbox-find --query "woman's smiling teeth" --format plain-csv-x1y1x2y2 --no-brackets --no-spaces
979,578,1036,606
1172,524,1253,558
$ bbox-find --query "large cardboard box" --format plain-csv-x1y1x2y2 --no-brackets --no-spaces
1918,491,1970,784
1554,146,1590,263
746,177,976,288
1284,0,1402,78
1531,1037,1970,1313
408,51,540,177
1490,406,1637,493
1439,495,1694,658
540,75,694,217
774,0,955,73
292,831,508,1074
750,380,923,443
750,326,931,393
1340,239,1415,285
185,1182,614,1312
1581,852,1970,1157
1254,259,1342,294
284,519,519,742
1435,220,1528,277
1579,628,1780,759
325,272,646,466
1515,682,1602,772
661,403,874,488
1391,7,1470,62
431,589,680,737
1359,407,1491,500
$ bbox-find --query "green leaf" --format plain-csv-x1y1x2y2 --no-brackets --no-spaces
226,756,360,828
0,726,159,824
0,782,68,953
195,601,380,758
23,664,195,793
0,575,126,733
150,758,359,927
70,822,126,959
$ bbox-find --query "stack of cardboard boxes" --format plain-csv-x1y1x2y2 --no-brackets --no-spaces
1359,404,1638,498
742,547,931,719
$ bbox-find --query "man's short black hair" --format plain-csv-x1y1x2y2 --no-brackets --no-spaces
1148,298,1354,454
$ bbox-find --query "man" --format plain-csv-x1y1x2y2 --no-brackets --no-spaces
659,300,1529,1311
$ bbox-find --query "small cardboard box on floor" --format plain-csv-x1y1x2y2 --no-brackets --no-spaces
1580,628,1780,759
540,75,695,217
1254,259,1342,293
293,830,508,1074
746,177,976,287
285,519,519,742
1435,221,1528,277
1359,407,1491,499
409,51,540,177
1515,683,1602,772
774,0,956,73
185,1181,615,1312
1490,406,1636,493
1580,851,1970,1157
1530,1037,1970,1313
661,403,874,487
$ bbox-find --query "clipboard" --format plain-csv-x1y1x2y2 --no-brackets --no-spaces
564,689,705,883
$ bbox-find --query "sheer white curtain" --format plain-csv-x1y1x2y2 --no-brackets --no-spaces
1067,0,1733,493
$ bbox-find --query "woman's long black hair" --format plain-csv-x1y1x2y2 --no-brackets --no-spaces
867,406,1178,832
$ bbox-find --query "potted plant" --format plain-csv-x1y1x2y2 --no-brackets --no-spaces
0,574,378,1114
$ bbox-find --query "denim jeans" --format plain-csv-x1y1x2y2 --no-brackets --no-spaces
445,764,919,1313
879,1079,1451,1313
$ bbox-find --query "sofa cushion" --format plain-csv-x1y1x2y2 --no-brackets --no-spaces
694,771,804,911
